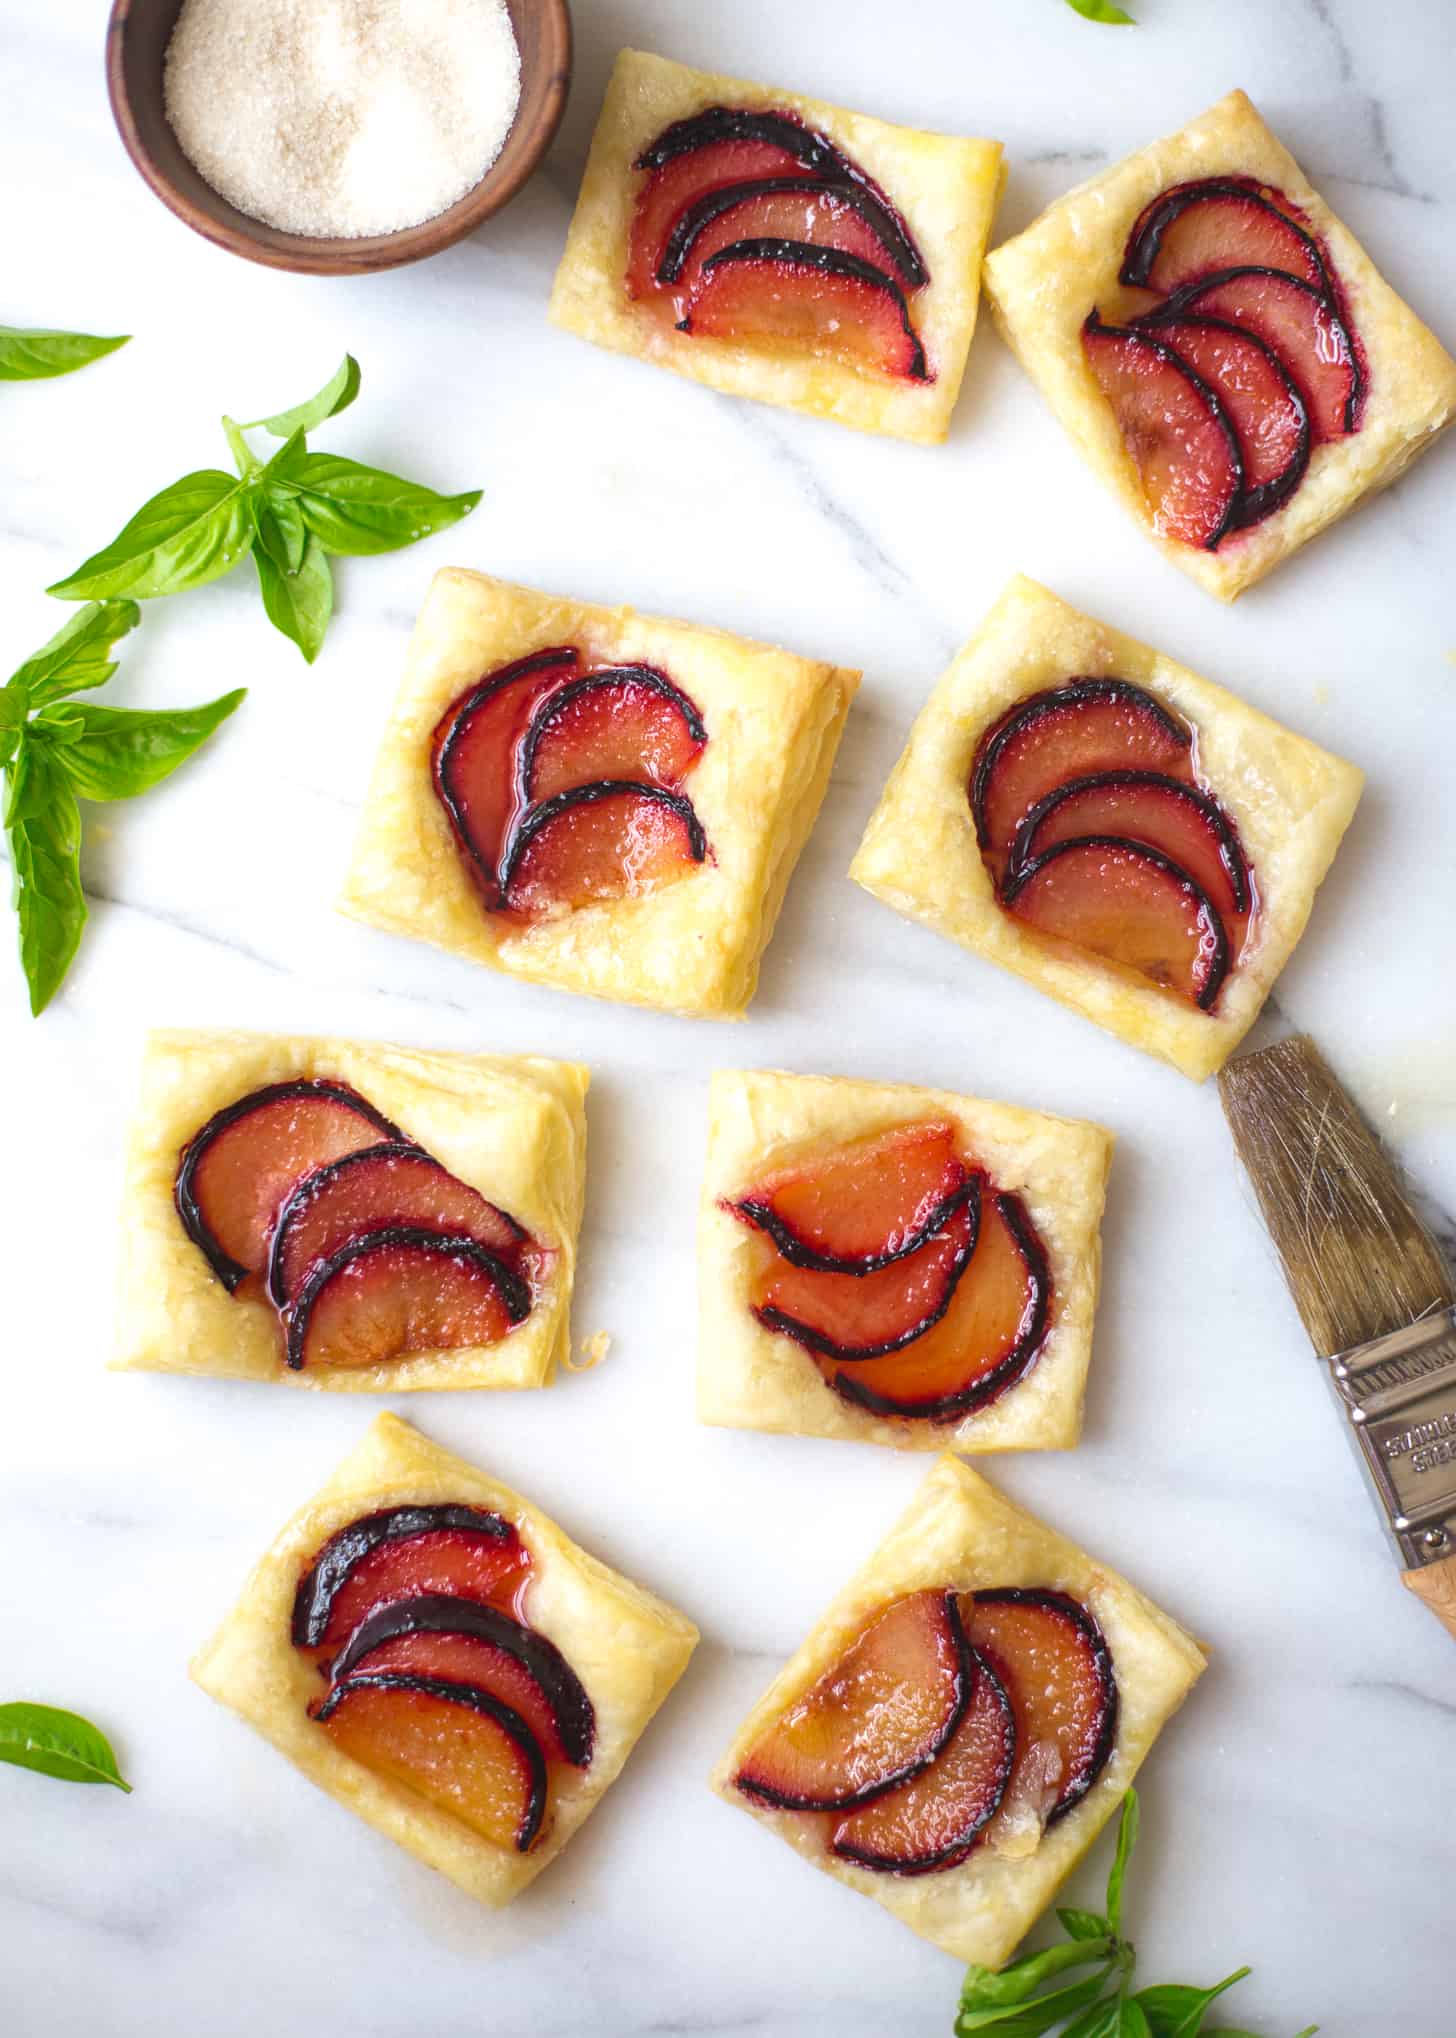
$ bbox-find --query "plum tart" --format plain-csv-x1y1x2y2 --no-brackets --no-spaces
549,49,1004,444
851,576,1363,1081
115,1030,587,1391
341,570,858,1018
984,90,1456,600
193,1415,698,1905
698,1070,1111,1453
713,1454,1204,1964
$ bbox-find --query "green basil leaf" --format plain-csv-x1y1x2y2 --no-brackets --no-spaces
253,534,333,663
962,1940,1116,2011
0,327,129,381
8,599,142,709
48,470,254,600
1059,1909,1113,1942
254,489,307,576
0,1701,130,1789
1062,2006,1122,2038
1120,2004,1152,2038
1063,0,1135,21
1137,1971,1251,2038
956,1971,1115,2036
278,446,480,557
249,353,361,437
36,689,245,802
5,742,86,1014
1105,1790,1139,1933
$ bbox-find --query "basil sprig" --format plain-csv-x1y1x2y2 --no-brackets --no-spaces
954,1793,1318,2037
49,355,481,663
1,601,243,1013
0,1702,131,1791
1063,0,1135,21
0,325,129,381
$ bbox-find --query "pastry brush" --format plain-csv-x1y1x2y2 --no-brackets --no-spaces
1219,1034,1456,1640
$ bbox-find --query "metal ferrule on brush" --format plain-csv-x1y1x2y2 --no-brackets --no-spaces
1327,1307,1456,1570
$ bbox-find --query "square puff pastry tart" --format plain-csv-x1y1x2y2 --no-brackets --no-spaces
193,1414,699,1907
697,1068,1112,1454
114,1028,587,1392
548,48,1004,445
340,569,858,1019
711,1454,1205,1966
984,90,1456,600
850,575,1364,1082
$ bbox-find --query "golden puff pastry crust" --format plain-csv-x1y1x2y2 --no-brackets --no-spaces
548,48,1004,445
192,1415,699,1907
114,1029,588,1392
711,1454,1205,1966
984,89,1456,600
850,575,1363,1082
340,569,858,1018
697,1068,1112,1453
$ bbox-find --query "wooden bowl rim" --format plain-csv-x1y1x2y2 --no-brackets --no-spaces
104,0,572,276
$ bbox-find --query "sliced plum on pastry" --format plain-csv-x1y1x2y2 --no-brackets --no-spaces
1119,177,1332,297
629,106,926,301
735,1590,971,1812
1082,313,1244,550
267,1144,531,1309
293,1505,530,1655
831,1642,1015,1874
730,1119,970,1273
1134,313,1309,526
175,1080,410,1293
753,1188,980,1360
314,1672,549,1851
284,1226,532,1372
961,1589,1117,1837
327,1595,594,1767
518,667,707,804
1002,835,1231,1010
822,1191,1050,1421
656,180,920,310
971,679,1192,877
1011,771,1251,927
498,782,707,917
677,240,929,382
1157,266,1363,439
432,647,581,898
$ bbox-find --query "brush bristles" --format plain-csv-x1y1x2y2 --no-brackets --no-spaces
1218,1036,1453,1358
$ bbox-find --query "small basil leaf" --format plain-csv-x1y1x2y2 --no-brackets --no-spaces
5,742,86,1014
962,1940,1116,2011
8,599,142,709
38,690,245,802
1063,0,1135,20
253,534,332,663
1119,2005,1152,2038
956,1973,1115,2036
0,1701,130,1789
1062,2006,1122,2038
1059,1909,1113,1942
1105,1790,1139,1933
279,446,480,556
0,327,129,381
249,353,361,437
254,488,307,575
48,470,254,600
222,414,260,479
1137,1970,1252,2038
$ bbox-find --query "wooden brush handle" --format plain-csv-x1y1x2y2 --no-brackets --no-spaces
1403,1555,1456,1641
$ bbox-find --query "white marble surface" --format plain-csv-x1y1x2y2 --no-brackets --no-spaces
3,3,1455,2033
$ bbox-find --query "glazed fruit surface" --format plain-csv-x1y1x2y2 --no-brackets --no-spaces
728,1120,1051,1421
298,1507,594,1854
1082,176,1364,548
971,679,1253,1011
735,1586,1116,1875
432,647,708,921
175,1082,539,1371
628,107,930,382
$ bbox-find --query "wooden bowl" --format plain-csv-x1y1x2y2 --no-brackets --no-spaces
105,0,572,275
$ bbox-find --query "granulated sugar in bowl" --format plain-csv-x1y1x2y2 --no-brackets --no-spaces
163,0,523,239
